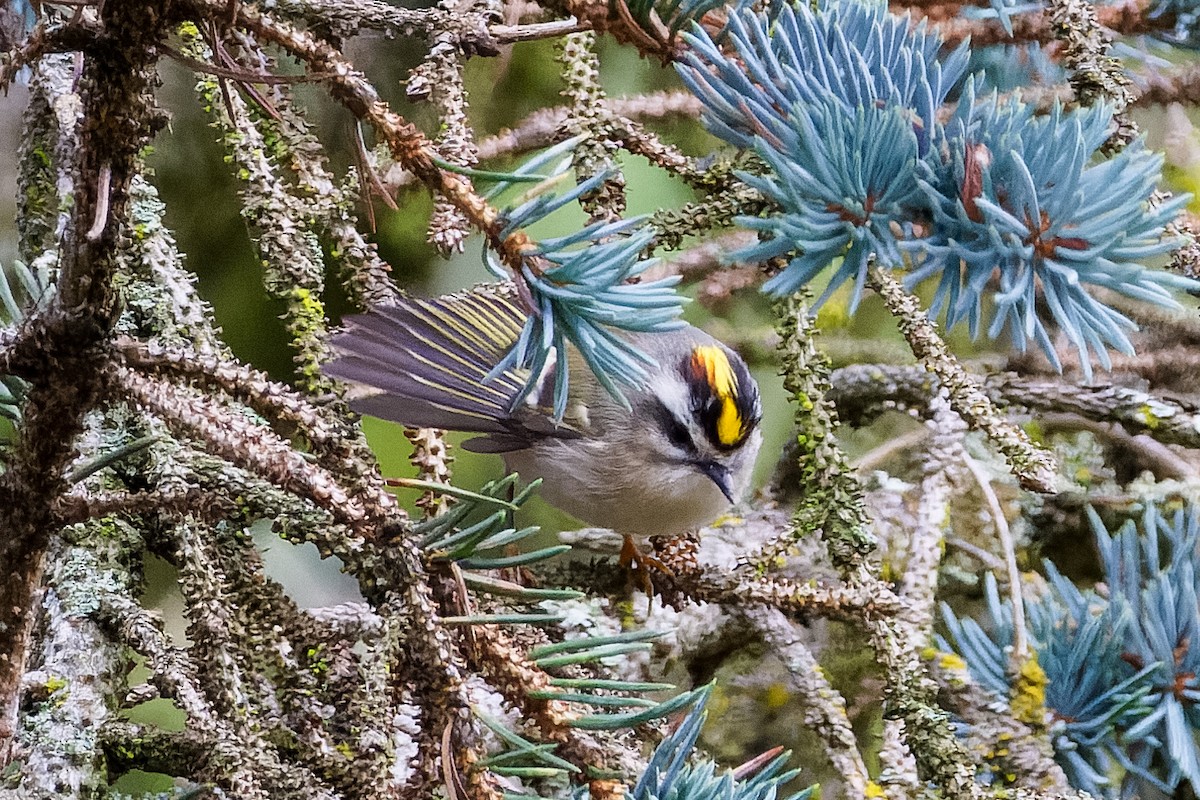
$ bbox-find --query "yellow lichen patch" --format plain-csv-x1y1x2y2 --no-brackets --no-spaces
936,651,967,673
764,682,791,709
1138,404,1162,430
1010,654,1048,726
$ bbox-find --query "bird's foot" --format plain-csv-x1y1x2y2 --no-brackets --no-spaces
619,534,671,595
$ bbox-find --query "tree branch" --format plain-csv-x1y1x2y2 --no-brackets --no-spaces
829,362,1200,452
0,0,176,756
867,267,1059,494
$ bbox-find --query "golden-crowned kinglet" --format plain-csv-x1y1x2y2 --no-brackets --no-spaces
323,287,763,558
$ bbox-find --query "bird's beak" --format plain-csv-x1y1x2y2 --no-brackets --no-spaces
697,460,736,504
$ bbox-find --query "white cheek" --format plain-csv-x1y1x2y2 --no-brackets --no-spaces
646,461,706,495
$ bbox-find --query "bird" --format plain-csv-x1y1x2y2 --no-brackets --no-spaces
321,284,763,573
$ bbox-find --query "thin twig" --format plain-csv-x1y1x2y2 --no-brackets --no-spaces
189,0,542,273
830,362,1200,453
853,427,931,474
162,43,331,83
491,18,591,41
961,452,1029,664
84,162,110,241
384,90,704,193
946,537,1006,572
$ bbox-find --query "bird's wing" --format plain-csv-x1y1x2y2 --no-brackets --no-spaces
323,287,581,449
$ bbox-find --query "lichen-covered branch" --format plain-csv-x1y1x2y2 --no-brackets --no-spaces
384,90,704,193
770,294,875,572
919,0,1162,48
561,514,901,621
867,267,1059,494
650,168,768,250
406,427,455,518
413,0,493,253
186,0,538,271
742,606,872,796
830,362,1200,452
1046,0,1137,149
114,366,386,532
558,31,626,221
0,0,176,755
117,339,395,519
98,592,339,798
3,0,1197,796
932,658,1076,794
268,0,503,53
188,29,336,392
866,607,992,800
17,517,137,794
898,395,959,638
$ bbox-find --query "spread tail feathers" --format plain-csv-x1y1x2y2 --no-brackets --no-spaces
323,289,530,435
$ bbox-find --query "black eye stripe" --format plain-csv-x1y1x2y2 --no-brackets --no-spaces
665,418,691,448
654,401,697,453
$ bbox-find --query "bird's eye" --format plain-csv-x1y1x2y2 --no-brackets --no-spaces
653,400,697,454
659,412,694,451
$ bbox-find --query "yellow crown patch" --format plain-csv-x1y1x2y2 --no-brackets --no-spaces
690,345,745,448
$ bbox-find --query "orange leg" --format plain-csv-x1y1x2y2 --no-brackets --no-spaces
619,534,671,595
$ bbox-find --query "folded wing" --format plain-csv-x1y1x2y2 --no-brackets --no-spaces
323,287,580,451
